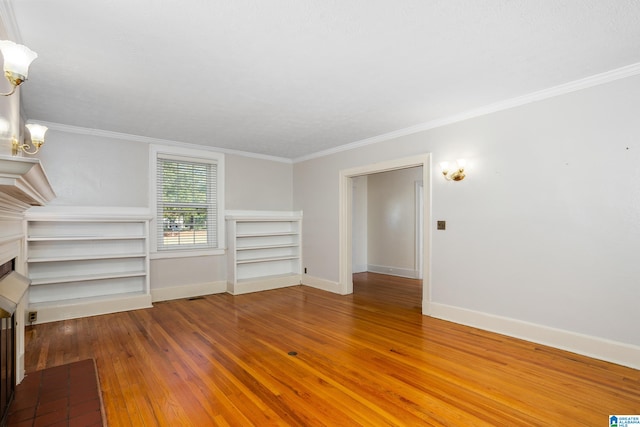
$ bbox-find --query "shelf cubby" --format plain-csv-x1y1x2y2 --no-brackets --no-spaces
24,207,152,321
226,210,302,295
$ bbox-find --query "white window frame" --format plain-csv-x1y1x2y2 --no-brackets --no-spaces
150,144,225,259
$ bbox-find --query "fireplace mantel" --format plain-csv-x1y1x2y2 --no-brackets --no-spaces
0,155,55,386
0,155,56,214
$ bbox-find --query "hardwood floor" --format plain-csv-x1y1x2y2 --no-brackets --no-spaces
24,272,639,426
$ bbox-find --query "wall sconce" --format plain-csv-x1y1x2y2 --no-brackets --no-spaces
440,159,466,181
0,40,38,96
12,124,48,156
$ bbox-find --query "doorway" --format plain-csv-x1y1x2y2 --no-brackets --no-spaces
338,154,432,315
352,167,423,279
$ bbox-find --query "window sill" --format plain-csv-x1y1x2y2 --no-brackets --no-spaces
150,248,225,260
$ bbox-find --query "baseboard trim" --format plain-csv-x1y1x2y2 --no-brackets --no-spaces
429,302,640,370
151,281,226,302
29,294,153,324
367,264,420,279
17,353,25,384
227,275,301,295
301,275,341,293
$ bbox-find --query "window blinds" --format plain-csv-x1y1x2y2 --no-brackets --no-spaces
156,155,218,250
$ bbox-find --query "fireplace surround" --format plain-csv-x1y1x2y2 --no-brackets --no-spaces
0,155,55,392
0,257,30,424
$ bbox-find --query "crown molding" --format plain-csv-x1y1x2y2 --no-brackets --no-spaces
293,62,640,163
31,121,293,164
0,0,22,42
26,61,640,165
0,155,56,214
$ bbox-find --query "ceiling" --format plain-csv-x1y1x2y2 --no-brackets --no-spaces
4,0,640,160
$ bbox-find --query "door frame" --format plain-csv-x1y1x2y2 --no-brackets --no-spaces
338,153,432,314
415,179,424,279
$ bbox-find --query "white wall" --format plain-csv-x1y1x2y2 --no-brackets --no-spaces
36,131,149,206
34,130,294,292
293,75,640,357
367,167,422,278
226,154,293,210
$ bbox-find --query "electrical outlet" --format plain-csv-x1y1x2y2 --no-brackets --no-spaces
28,311,37,323
437,220,446,230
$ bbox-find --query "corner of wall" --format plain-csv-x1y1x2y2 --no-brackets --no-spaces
301,275,341,294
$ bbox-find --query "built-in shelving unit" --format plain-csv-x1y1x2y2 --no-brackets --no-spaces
226,210,302,295
24,207,153,323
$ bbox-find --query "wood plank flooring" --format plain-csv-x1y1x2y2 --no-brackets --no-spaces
24,272,640,426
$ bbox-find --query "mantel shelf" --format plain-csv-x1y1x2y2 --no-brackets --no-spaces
0,155,56,213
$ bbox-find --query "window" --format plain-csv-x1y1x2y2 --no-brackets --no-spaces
150,145,225,257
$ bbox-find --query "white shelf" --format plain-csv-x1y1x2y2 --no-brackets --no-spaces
235,273,301,286
236,255,299,264
237,232,299,238
27,235,144,242
226,210,302,295
27,291,153,324
30,271,147,286
28,253,147,263
237,243,298,251
28,291,149,309
25,208,151,317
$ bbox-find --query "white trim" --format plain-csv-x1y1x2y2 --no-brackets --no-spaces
226,275,301,295
0,156,56,208
16,297,27,383
225,210,303,220
301,275,341,293
25,205,152,221
294,62,640,163
0,235,20,266
0,233,22,246
150,248,225,260
338,171,354,295
29,293,153,324
151,281,226,302
29,63,640,165
339,154,432,307
0,193,30,219
149,144,226,254
429,302,640,370
366,264,420,279
35,121,292,164
414,180,424,279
